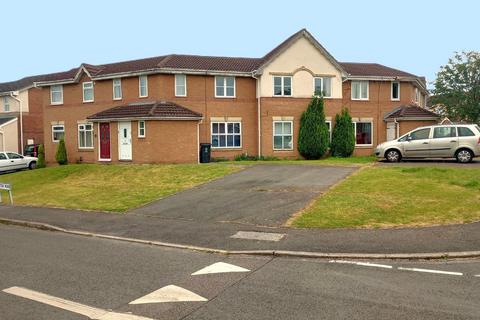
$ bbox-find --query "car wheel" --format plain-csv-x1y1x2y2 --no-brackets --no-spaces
385,149,401,162
28,161,37,170
456,149,473,163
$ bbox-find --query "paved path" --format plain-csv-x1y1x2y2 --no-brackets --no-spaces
130,164,356,227
1,225,479,320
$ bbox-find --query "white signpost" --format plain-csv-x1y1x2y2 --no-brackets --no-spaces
0,183,13,205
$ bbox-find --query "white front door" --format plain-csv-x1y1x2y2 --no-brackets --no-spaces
386,122,397,141
118,121,132,160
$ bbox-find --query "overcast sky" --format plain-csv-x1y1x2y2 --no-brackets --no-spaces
1,0,478,87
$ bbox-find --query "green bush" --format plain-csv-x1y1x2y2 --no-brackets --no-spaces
36,144,46,168
330,108,355,157
55,139,68,165
297,96,330,159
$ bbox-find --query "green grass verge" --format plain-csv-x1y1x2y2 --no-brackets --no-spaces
0,164,240,212
293,166,480,228
217,156,376,167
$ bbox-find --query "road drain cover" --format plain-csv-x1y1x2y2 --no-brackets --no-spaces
231,231,286,242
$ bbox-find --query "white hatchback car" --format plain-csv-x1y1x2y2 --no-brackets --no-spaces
0,152,38,172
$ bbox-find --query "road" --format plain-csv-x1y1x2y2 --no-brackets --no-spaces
0,225,479,319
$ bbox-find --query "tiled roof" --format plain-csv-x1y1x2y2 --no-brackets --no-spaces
384,104,439,120
340,62,418,78
0,29,424,92
86,101,203,121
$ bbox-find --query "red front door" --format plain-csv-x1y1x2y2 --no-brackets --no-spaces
99,123,111,159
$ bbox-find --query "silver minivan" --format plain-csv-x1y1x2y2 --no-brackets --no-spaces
375,124,480,163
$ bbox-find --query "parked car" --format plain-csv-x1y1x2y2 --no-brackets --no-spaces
375,124,480,163
24,144,41,157
0,152,38,172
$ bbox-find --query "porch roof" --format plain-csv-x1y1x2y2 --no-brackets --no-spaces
384,104,439,121
86,101,203,121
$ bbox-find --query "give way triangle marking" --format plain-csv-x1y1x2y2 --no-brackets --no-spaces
191,262,250,276
2,286,154,320
129,285,207,304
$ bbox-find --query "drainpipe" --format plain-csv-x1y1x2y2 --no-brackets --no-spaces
394,118,399,138
9,92,23,155
0,130,5,151
252,71,261,157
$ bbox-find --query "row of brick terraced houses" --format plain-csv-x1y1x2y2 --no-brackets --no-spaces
0,29,439,163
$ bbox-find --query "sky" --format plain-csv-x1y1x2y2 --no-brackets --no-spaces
1,0,478,88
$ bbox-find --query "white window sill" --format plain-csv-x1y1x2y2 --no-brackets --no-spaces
214,96,236,99
83,100,94,103
212,147,242,150
113,98,122,101
51,102,63,106
355,144,373,148
391,98,400,101
273,149,294,151
351,98,369,101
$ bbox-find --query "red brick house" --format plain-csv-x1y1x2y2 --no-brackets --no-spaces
0,29,437,163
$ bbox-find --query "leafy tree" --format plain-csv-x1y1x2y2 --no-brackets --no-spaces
36,144,46,168
297,96,329,159
330,108,355,157
431,51,480,123
55,139,68,165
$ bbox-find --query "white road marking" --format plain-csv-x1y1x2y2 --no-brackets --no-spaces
329,260,393,269
397,267,463,276
129,285,207,304
2,286,154,320
192,262,250,275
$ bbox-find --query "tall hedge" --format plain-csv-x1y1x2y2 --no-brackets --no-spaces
297,96,330,159
331,108,355,157
55,139,68,165
36,144,46,168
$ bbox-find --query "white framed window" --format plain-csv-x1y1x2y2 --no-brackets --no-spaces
273,76,292,96
138,120,146,138
215,76,235,97
391,82,400,101
353,121,373,146
82,81,94,102
78,123,93,149
313,77,332,97
351,81,369,100
52,125,65,142
211,122,241,148
113,78,122,100
3,96,10,112
175,74,187,97
273,121,293,150
326,120,332,141
139,75,148,97
50,85,63,105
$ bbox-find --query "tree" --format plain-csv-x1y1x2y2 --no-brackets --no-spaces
297,96,329,159
330,108,355,157
431,51,480,123
36,144,46,168
55,139,68,165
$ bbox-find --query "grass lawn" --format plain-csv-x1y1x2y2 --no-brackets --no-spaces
293,166,480,228
218,155,376,167
0,164,241,212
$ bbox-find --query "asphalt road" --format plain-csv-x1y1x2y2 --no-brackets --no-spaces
130,164,355,227
1,225,479,320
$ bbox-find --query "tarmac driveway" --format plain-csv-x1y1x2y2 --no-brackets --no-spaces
129,164,356,227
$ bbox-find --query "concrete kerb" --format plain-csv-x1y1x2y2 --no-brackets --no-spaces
2,217,479,261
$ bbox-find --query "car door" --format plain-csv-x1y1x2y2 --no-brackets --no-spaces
6,152,27,170
429,127,458,157
0,153,14,171
403,128,431,158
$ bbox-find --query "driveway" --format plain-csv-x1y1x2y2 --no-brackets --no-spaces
129,164,356,227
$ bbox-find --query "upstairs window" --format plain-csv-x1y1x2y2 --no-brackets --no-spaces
113,79,122,100
82,82,94,102
211,122,241,148
414,87,421,104
273,76,292,96
50,85,63,105
351,81,369,100
175,74,187,97
391,82,400,101
3,97,9,112
52,125,65,142
313,77,332,97
215,76,235,97
78,123,93,148
139,75,148,97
